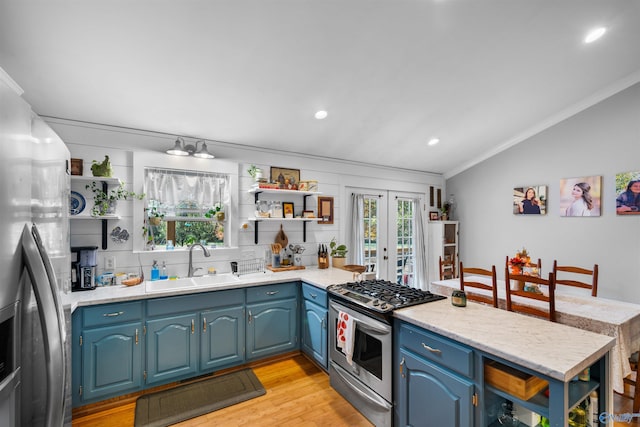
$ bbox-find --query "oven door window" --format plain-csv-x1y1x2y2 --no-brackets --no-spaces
334,319,383,380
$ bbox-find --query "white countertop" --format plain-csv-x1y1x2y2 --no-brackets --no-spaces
394,299,615,382
61,267,355,311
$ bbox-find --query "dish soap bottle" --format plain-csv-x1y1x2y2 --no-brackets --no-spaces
160,261,168,280
151,260,160,281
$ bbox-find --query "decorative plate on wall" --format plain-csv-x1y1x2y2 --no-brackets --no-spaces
70,191,86,215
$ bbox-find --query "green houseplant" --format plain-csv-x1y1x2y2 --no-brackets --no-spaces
147,206,164,226
86,181,144,216
329,237,348,268
204,203,225,221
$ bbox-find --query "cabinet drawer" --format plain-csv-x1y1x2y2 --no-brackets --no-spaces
301,283,327,308
398,322,473,378
82,301,143,328
246,283,297,303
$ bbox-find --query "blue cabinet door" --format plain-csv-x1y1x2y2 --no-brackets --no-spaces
200,305,245,372
81,322,143,403
301,299,327,369
146,312,198,385
246,297,297,360
396,348,475,427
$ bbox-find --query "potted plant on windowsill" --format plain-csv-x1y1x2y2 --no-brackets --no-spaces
86,181,144,216
329,237,348,269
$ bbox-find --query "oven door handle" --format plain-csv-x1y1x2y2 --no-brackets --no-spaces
356,322,390,336
332,363,392,410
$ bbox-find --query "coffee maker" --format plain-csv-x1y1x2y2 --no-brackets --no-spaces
71,246,98,291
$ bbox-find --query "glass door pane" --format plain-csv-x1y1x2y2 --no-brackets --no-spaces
395,198,415,286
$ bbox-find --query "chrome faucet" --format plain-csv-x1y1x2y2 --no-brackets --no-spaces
188,243,211,277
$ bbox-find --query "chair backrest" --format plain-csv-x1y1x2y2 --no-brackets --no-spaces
439,255,456,280
459,262,498,307
505,266,556,322
552,260,598,297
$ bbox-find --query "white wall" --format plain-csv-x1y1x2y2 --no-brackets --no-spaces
50,118,443,280
447,82,640,303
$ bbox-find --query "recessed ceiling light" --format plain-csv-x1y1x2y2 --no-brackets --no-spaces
428,138,440,146
315,110,328,120
584,27,606,44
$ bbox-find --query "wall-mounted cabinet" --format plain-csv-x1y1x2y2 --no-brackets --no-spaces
247,188,321,244
70,176,121,249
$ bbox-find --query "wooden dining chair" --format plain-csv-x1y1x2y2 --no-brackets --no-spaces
620,348,640,412
505,266,556,322
439,256,455,280
459,262,498,307
552,260,598,297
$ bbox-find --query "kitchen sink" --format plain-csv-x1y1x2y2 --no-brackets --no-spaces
191,273,241,286
145,277,197,293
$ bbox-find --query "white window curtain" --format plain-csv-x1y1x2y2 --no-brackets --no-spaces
144,167,230,214
411,197,428,290
349,193,365,265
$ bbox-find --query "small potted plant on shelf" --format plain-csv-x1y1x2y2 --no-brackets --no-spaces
147,207,164,226
205,203,225,221
86,181,144,216
329,237,348,269
247,164,263,182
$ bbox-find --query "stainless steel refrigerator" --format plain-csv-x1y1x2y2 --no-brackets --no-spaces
0,70,71,425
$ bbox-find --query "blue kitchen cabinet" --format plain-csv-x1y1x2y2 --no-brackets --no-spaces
394,321,476,427
145,312,199,385
200,303,245,372
300,282,328,370
246,282,298,360
71,301,144,406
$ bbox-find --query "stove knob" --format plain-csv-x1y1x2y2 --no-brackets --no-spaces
372,299,380,306
380,303,388,310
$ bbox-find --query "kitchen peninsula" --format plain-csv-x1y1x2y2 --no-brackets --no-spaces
64,267,614,426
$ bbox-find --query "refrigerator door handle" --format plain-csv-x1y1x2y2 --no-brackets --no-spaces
21,224,66,427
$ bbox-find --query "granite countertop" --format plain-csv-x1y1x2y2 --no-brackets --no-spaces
61,266,355,311
394,300,615,382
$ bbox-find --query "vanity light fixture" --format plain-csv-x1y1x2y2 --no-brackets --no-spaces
584,27,606,44
166,137,215,159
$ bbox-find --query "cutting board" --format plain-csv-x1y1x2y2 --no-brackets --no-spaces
267,265,305,272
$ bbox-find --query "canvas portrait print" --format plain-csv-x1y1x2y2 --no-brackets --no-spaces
616,171,640,215
560,176,601,217
513,185,547,215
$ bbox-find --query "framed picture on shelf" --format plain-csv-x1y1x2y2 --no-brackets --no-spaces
317,196,334,224
71,158,83,176
429,211,439,221
302,210,315,218
270,167,300,189
283,202,294,218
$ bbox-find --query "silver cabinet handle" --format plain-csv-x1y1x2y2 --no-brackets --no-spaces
103,311,124,317
266,290,279,296
135,329,139,345
422,343,441,354
248,310,252,324
400,357,406,378
191,319,195,334
203,317,207,332
310,293,317,299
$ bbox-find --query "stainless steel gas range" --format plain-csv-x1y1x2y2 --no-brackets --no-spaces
326,279,445,427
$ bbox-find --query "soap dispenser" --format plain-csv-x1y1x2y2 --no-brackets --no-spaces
151,260,160,281
160,261,168,280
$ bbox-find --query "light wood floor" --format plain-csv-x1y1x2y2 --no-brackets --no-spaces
72,354,373,427
72,354,638,426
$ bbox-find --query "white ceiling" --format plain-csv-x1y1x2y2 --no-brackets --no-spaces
1,1,639,177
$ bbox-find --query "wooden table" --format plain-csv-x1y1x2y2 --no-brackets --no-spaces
430,277,640,394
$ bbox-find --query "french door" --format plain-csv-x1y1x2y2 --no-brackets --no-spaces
348,189,425,287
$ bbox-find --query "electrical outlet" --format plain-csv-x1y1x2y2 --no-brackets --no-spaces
105,256,116,270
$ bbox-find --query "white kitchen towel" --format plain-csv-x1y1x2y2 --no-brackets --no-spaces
336,310,355,364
